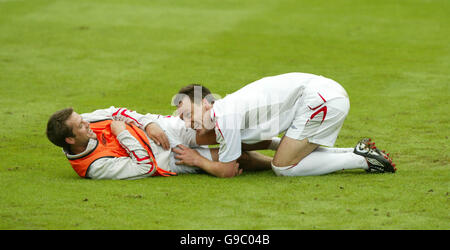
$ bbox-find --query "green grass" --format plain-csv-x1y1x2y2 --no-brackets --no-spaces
0,0,449,229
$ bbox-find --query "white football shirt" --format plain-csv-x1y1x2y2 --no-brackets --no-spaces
211,72,320,162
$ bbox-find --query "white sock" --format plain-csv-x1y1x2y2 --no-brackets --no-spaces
272,150,368,176
315,146,354,153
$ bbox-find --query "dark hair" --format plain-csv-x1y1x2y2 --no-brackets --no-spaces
46,107,75,150
173,84,215,106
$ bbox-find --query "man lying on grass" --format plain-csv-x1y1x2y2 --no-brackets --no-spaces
46,107,273,180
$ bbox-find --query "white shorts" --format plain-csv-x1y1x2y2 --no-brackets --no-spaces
285,77,350,147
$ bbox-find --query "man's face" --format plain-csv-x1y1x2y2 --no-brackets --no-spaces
177,96,206,130
65,112,96,146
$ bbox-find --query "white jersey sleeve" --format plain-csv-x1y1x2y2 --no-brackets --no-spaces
85,130,157,180
215,113,242,163
86,157,154,180
81,106,160,131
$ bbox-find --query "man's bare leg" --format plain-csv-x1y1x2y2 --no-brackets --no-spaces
272,136,319,167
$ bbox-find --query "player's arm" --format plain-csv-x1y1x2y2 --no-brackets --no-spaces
191,125,280,151
86,157,155,180
82,106,170,150
172,145,242,178
86,121,157,180
172,117,243,177
81,106,156,128
110,107,168,149
145,122,170,150
241,137,281,151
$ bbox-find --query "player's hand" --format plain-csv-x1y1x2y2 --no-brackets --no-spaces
111,120,127,136
220,162,242,178
111,108,138,126
173,145,243,178
146,123,170,150
173,144,201,166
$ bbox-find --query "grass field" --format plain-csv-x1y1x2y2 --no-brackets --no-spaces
0,0,449,230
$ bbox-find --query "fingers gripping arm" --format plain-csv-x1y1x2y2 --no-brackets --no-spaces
172,145,242,178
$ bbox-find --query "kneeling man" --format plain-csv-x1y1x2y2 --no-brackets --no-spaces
174,72,396,177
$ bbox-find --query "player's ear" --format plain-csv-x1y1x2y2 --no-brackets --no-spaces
65,137,76,145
